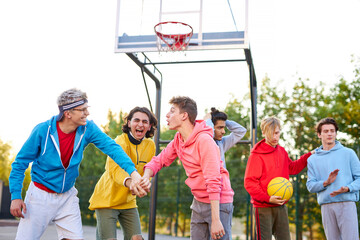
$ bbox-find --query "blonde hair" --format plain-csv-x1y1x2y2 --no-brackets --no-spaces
260,116,281,140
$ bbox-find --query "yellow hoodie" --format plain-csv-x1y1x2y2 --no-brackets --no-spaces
89,133,155,210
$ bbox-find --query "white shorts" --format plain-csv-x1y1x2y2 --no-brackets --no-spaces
16,182,83,240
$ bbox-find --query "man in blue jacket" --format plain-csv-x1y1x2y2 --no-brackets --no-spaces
204,107,247,169
9,88,147,240
306,117,360,240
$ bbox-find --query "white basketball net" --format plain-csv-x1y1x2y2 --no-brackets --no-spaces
154,21,193,52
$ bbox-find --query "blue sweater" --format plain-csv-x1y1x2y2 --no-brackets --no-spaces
206,119,246,168
9,116,136,200
306,141,360,205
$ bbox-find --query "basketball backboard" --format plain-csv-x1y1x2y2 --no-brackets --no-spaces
115,0,248,53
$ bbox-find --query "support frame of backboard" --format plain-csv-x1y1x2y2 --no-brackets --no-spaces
115,1,258,239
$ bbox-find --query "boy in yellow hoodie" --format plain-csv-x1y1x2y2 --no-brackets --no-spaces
89,107,157,240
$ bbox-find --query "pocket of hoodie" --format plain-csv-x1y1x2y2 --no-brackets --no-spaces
137,161,148,174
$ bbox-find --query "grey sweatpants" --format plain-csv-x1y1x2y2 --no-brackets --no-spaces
190,198,233,240
321,201,359,240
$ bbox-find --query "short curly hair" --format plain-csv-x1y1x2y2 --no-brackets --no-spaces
122,107,158,138
316,117,338,134
169,96,197,125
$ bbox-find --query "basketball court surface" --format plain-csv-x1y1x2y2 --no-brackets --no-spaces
0,219,190,240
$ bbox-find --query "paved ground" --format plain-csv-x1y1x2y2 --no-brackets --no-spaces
0,219,190,240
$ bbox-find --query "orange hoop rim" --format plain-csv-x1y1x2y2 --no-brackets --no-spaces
154,21,193,40
154,21,193,51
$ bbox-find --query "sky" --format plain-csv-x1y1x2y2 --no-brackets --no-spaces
1,0,360,154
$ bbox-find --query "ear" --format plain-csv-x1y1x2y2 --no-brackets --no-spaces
127,120,131,128
64,110,71,119
317,132,321,138
146,124,152,132
181,112,189,121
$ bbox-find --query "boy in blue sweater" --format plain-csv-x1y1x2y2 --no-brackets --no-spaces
204,107,247,169
306,117,360,240
9,88,147,240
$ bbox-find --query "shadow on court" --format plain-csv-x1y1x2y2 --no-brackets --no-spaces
0,219,190,240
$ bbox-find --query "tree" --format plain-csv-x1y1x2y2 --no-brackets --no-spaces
0,139,31,200
330,58,360,151
0,139,13,186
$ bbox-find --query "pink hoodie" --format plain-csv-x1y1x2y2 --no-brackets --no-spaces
145,120,234,204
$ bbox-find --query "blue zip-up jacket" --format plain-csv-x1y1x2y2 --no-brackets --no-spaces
306,141,360,205
205,119,247,168
9,116,137,201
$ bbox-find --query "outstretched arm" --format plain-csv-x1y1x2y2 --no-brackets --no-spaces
142,168,153,182
288,152,312,175
88,121,137,176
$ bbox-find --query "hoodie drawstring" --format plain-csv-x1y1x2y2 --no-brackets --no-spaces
42,126,51,156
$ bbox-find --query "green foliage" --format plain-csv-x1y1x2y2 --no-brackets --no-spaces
74,58,360,239
222,96,252,219
330,76,360,148
0,139,13,186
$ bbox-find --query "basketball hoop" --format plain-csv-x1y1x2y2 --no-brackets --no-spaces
154,21,193,52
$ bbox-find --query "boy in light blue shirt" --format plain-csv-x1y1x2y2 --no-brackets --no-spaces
306,117,360,240
205,107,247,169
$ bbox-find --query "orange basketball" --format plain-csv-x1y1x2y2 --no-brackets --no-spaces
267,177,293,201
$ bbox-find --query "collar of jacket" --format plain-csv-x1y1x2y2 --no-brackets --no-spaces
49,115,86,135
128,132,143,145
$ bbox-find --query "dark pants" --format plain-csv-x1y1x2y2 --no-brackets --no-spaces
255,205,290,240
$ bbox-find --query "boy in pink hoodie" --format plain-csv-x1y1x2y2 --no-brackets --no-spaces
143,96,234,240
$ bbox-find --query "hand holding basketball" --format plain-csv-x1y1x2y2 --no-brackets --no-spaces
267,177,293,201
269,195,286,205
